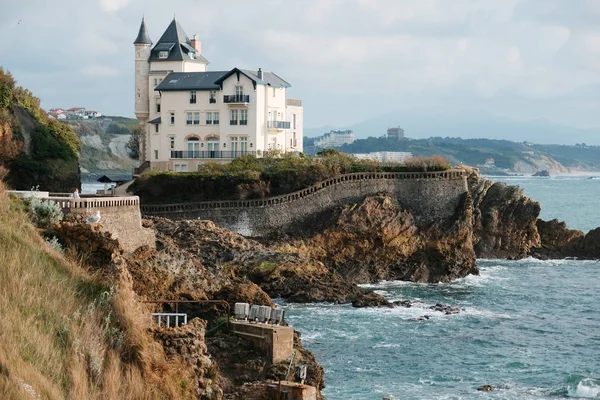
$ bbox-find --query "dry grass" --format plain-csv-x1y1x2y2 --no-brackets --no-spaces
0,183,196,399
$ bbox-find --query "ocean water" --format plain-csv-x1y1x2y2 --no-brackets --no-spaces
284,176,600,399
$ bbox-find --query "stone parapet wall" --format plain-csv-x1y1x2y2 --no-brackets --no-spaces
142,170,469,237
45,196,155,252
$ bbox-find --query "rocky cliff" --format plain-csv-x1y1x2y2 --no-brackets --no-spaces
460,165,599,260
1,67,80,191
271,193,478,284
51,216,329,399
68,118,138,173
462,166,541,258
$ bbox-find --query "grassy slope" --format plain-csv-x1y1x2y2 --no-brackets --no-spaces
0,184,195,399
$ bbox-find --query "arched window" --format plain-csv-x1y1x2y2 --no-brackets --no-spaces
187,137,200,157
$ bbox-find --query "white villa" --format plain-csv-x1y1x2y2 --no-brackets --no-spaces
314,130,355,148
134,17,304,173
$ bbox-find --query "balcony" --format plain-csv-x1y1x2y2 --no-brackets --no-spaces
223,94,250,104
171,150,256,159
267,121,291,130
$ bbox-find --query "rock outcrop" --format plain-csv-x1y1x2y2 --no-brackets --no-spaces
532,219,600,260
462,166,541,259
273,192,478,284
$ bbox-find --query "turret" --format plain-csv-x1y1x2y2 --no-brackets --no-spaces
134,17,152,120
134,17,152,162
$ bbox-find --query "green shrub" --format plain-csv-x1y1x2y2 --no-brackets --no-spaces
28,197,63,229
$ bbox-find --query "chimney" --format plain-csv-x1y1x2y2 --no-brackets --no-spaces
257,68,263,79
191,34,202,53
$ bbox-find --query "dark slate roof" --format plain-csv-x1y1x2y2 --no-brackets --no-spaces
155,71,229,91
97,174,133,183
133,17,152,45
149,18,209,64
149,117,161,124
240,69,291,88
214,68,291,88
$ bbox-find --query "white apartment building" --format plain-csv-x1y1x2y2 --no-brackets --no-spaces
314,130,355,148
354,152,413,164
134,17,303,173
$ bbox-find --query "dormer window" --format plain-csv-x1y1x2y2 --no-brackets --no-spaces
189,52,195,60
158,51,168,59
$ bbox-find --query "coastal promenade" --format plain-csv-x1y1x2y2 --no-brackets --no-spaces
141,169,469,237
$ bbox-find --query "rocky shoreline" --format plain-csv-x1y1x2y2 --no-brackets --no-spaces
52,167,598,398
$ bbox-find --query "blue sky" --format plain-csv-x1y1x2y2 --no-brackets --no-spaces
1,0,599,131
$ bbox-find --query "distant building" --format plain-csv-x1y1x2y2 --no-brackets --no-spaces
484,158,495,167
314,130,355,148
387,126,404,139
354,151,412,164
48,107,101,119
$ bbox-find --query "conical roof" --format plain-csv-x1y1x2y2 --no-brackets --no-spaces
133,17,152,45
155,17,190,46
149,17,208,64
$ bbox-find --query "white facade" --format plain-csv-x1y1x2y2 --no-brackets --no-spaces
354,152,413,164
314,130,355,148
134,18,303,173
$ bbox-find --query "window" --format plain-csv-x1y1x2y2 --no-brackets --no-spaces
190,91,196,104
230,110,238,125
293,114,296,129
154,150,158,160
186,112,193,125
153,78,158,87
207,137,219,158
231,137,238,155
170,113,175,125
273,87,276,97
213,112,219,125
187,137,200,155
235,86,244,96
156,102,161,113
293,131,297,147
154,124,159,133
175,164,188,172
206,112,213,125
169,137,175,150
209,91,216,104
159,51,168,59
240,137,248,154
193,112,200,125
240,109,248,125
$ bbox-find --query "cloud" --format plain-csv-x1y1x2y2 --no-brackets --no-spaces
0,0,598,129
99,0,132,12
81,65,120,77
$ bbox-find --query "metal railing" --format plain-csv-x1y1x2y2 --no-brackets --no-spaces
171,150,256,159
223,94,250,103
145,300,231,330
267,121,291,129
151,313,188,328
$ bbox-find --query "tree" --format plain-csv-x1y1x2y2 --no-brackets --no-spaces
127,126,142,159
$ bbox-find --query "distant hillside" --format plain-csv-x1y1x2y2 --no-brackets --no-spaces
0,67,80,191
66,116,138,174
307,137,600,174
306,111,600,146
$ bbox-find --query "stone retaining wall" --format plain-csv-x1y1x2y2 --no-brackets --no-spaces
142,170,469,237
45,196,155,252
